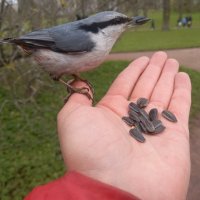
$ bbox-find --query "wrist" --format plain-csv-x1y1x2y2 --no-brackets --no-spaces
78,168,133,195
77,166,189,200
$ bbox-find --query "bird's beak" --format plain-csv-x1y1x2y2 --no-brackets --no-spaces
130,16,151,26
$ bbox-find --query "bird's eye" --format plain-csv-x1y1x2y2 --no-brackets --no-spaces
115,17,121,23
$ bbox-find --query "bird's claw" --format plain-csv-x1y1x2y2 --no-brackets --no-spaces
69,75,95,95
57,78,93,103
64,86,93,103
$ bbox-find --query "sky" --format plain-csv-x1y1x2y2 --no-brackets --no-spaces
6,0,18,4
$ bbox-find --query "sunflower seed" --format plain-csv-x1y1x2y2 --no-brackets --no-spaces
139,116,155,132
122,116,135,127
128,110,140,122
122,98,177,142
154,124,166,134
129,128,145,143
149,108,158,121
137,98,149,108
152,120,163,129
139,121,147,133
162,110,177,122
135,122,142,132
139,109,149,120
129,102,140,113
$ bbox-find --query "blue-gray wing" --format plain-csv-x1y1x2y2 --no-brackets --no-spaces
17,23,95,54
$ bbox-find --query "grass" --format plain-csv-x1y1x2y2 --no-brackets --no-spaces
112,28,200,52
1,9,200,199
147,10,200,28
0,61,200,199
181,67,200,117
112,11,200,52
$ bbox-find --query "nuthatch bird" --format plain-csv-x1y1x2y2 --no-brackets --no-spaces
1,11,150,101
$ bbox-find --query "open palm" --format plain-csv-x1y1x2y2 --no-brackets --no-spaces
57,52,191,200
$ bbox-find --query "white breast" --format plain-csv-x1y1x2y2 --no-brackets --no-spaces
33,25,124,77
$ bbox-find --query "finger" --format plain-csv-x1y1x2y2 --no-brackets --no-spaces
104,56,149,99
168,72,191,125
130,51,168,100
150,59,179,108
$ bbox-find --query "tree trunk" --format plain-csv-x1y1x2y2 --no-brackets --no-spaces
132,0,139,15
162,0,170,31
177,0,183,19
0,0,6,28
80,0,86,18
185,0,193,13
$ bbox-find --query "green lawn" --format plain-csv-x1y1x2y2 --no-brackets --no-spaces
0,61,200,199
112,28,200,52
147,10,200,28
112,11,200,52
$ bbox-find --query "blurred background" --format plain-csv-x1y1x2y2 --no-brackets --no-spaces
0,0,200,199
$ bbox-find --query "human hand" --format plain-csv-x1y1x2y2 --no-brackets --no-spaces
57,52,191,200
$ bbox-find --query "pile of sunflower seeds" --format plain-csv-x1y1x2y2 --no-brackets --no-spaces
122,98,177,143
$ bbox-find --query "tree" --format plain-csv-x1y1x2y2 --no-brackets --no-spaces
184,0,193,13
162,0,171,31
177,0,183,19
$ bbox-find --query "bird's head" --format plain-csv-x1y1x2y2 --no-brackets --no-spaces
79,11,150,39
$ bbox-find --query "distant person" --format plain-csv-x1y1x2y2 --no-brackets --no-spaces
177,17,182,28
187,16,192,28
182,17,187,27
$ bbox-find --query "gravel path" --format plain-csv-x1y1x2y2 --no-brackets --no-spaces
107,48,200,200
107,48,200,71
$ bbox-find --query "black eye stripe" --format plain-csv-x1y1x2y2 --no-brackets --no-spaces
79,17,131,33
113,16,131,24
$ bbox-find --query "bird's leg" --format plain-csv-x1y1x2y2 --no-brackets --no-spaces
58,78,93,103
49,73,93,103
70,74,94,95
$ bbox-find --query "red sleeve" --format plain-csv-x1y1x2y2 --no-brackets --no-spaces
24,171,140,200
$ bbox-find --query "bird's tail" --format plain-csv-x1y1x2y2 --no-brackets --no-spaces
0,38,14,44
